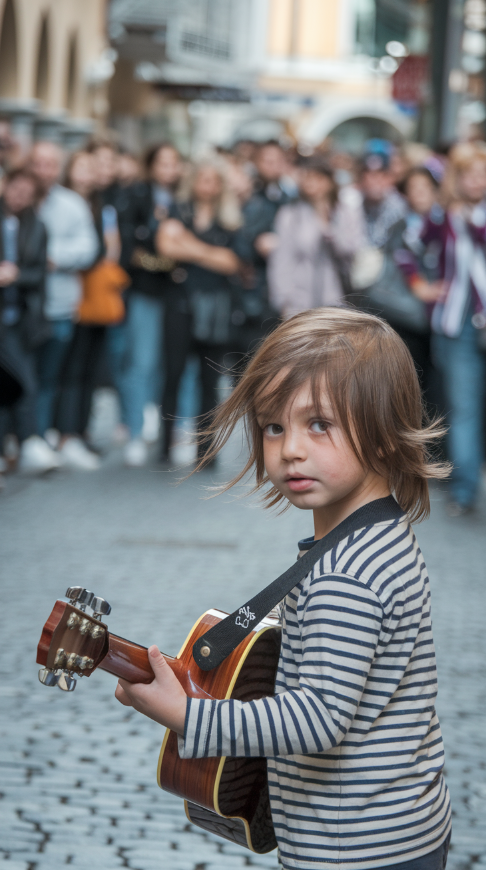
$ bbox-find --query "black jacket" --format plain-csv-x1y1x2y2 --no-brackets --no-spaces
121,181,174,297
0,202,49,348
235,182,294,304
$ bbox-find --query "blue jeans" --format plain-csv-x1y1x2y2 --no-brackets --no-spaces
36,319,75,436
282,832,450,870
385,831,450,870
432,316,485,507
106,322,129,425
121,293,164,438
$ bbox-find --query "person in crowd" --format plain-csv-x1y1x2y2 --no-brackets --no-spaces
232,140,296,352
84,139,133,442
268,156,366,317
401,144,486,515
117,150,142,188
156,159,242,464
0,122,18,191
29,141,99,438
120,142,183,466
52,151,127,470
387,166,443,389
87,140,122,208
224,156,254,207
359,149,407,248
0,167,60,473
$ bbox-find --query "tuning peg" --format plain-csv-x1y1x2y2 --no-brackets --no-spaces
38,667,59,687
90,595,111,620
66,587,94,611
57,672,77,692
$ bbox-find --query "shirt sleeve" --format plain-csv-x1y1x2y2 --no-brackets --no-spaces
48,197,99,271
178,573,383,760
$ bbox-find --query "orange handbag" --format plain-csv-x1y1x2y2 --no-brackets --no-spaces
77,260,130,326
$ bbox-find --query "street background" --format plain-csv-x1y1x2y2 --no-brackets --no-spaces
0,432,486,870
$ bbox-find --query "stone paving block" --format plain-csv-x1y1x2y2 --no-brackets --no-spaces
247,855,279,867
125,861,195,870
202,857,247,868
0,837,43,852
0,855,41,865
122,844,175,860
0,862,30,870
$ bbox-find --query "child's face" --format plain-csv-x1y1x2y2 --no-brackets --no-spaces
258,378,390,536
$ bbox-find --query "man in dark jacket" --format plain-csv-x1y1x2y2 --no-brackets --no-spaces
0,168,60,473
118,142,183,466
233,140,296,352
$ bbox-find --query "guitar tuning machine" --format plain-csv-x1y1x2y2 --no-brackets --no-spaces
90,595,111,621
65,588,111,621
66,587,94,611
38,667,60,687
38,667,77,691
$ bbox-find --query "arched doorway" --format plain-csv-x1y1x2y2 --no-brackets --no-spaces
328,116,404,153
65,33,78,113
0,0,19,98
35,15,50,103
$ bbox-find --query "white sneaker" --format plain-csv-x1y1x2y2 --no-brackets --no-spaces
142,403,160,443
124,438,148,467
18,435,62,474
44,428,61,450
111,423,130,445
59,437,101,471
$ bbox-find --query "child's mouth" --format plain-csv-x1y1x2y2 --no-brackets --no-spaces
286,477,316,492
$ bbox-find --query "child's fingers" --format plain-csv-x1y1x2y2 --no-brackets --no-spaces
115,681,133,707
147,644,171,677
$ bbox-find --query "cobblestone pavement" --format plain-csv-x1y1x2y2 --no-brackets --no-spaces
0,437,485,870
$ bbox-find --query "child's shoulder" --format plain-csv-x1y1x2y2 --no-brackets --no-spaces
308,517,425,605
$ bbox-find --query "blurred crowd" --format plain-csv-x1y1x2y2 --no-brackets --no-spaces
1,129,486,516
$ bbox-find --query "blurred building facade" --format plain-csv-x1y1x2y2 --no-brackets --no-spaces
0,0,110,153
1,0,486,156
107,0,435,154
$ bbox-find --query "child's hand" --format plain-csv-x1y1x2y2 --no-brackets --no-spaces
115,645,188,735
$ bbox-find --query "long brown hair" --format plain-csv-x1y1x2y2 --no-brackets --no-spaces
196,308,449,522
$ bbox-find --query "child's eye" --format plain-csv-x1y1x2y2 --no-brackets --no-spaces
310,420,329,434
264,423,284,436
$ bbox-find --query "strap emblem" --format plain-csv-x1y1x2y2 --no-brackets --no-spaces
235,606,255,629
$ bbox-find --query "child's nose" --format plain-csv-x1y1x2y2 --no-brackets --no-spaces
281,429,307,461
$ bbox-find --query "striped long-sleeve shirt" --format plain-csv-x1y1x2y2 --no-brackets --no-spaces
179,497,451,869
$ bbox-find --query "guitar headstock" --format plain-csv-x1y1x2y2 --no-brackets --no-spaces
37,587,111,691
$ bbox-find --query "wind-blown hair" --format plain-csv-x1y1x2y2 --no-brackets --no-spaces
197,308,450,522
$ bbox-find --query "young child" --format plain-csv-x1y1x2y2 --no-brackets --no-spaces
115,308,452,870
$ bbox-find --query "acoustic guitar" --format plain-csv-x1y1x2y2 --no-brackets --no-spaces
37,587,281,854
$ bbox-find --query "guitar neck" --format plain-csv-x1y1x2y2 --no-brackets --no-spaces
101,632,214,700
101,632,158,683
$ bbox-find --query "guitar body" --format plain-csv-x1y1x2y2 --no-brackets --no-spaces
37,600,281,854
157,609,281,854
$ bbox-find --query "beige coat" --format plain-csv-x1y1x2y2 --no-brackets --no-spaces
268,194,366,317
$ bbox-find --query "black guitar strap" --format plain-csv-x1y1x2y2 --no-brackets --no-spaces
192,496,403,670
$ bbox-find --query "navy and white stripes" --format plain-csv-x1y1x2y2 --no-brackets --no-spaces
179,506,451,869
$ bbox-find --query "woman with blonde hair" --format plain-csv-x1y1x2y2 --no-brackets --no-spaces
157,159,242,463
400,143,486,515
